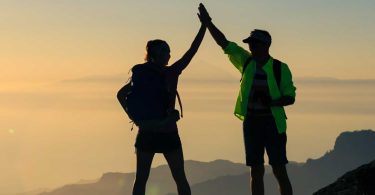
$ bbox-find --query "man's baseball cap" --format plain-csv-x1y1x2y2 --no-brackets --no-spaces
242,29,272,45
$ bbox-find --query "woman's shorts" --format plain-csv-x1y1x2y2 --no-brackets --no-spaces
135,130,182,153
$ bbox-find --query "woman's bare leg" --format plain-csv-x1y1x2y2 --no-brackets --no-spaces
133,150,155,195
163,148,191,195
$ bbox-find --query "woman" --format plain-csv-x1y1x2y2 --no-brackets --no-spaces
127,22,206,195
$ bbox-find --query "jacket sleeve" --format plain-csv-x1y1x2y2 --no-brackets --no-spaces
280,63,296,98
223,42,252,73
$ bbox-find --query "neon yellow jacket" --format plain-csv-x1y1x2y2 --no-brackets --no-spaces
224,42,296,133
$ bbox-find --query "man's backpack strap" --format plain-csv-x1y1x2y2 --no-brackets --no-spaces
273,59,282,90
240,57,282,91
240,56,252,82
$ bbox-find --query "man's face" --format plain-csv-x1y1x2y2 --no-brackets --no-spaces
248,38,270,57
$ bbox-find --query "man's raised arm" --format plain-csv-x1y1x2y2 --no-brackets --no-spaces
198,3,229,49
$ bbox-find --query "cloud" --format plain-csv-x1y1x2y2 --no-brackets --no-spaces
61,73,128,83
294,77,375,86
60,72,375,86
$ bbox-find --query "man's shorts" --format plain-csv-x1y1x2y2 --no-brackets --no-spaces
243,114,288,167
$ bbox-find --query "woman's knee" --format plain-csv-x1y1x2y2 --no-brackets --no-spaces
134,174,149,186
171,168,188,181
251,165,265,178
134,168,152,185
175,177,190,191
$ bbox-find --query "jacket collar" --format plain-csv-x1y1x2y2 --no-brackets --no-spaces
261,56,274,73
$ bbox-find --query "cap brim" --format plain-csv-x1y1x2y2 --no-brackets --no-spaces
243,37,271,45
242,37,251,43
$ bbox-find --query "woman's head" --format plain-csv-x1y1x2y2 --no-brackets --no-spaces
145,39,170,66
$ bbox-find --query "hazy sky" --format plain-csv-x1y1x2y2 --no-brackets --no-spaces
1,0,375,194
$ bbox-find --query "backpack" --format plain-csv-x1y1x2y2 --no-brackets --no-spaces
117,65,183,130
241,57,282,90
117,79,135,122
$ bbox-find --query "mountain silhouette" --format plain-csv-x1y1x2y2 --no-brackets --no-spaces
35,129,375,195
38,160,249,195
5,188,50,195
170,129,375,195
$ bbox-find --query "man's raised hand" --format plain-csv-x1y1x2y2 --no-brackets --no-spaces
198,3,212,26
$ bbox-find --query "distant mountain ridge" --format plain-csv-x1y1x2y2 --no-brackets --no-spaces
35,129,375,195
38,159,249,195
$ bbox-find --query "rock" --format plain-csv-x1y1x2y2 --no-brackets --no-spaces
313,160,375,195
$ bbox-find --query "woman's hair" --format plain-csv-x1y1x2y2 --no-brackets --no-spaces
145,39,169,62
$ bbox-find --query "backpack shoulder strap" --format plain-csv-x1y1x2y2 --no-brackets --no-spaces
240,56,252,82
176,91,183,118
273,59,282,90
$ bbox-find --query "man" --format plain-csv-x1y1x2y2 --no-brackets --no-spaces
198,3,296,195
